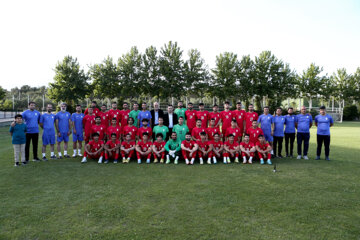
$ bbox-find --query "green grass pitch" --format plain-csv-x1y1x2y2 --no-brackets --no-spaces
0,122,359,239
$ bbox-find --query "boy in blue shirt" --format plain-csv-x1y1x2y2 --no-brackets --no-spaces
39,104,56,160
272,108,286,158
315,106,334,161
71,104,85,157
137,102,152,128
9,114,27,166
284,107,296,157
21,101,41,162
55,103,72,158
295,106,313,160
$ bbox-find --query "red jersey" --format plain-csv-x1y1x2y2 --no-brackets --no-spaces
121,140,136,150
197,140,210,151
137,141,152,152
108,109,122,125
211,140,223,151
91,124,106,140
245,111,259,130
191,127,207,141
246,127,264,144
224,140,239,150
85,107,100,116
256,141,270,151
206,127,221,141
120,109,130,127
82,114,96,134
122,125,138,141
225,127,242,142
233,109,246,131
153,141,166,151
88,140,104,152
97,111,109,129
107,125,122,139
185,110,197,129
240,141,255,151
220,110,234,132
196,110,210,128
106,140,120,149
209,112,221,126
181,140,197,150
137,127,153,138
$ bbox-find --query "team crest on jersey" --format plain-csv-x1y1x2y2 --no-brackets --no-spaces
325,117,328,120
226,115,229,118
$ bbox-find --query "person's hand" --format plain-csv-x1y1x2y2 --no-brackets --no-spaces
73,129,77,134
68,131,71,136
108,152,112,157
11,121,16,127
58,132,61,137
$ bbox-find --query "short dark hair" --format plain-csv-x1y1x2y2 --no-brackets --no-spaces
258,134,264,138
168,104,173,107
200,131,207,136
123,102,128,105
112,102,117,104
102,104,106,107
111,133,117,137
142,118,149,122
252,120,258,122
92,132,100,137
320,106,326,110
231,119,237,123
288,107,293,110
112,118,117,121
76,104,81,107
28,101,35,106
276,107,282,111
264,106,269,109
127,117,134,123
213,133,220,136
142,132,149,136
237,102,242,105
199,103,204,106
178,116,184,119
15,114,22,119
188,102,193,105
185,132,191,136
228,134,234,138
244,134,250,137
224,101,230,105
210,118,215,121
92,101,97,104
213,104,218,107
196,119,202,122
156,133,163,138
95,116,101,119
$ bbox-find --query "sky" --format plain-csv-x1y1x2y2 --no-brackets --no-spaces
0,0,360,90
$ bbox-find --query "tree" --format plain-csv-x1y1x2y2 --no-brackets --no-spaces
141,46,161,99
210,52,238,102
298,63,327,110
331,68,355,107
236,55,255,106
352,67,360,102
183,49,210,99
0,86,6,102
158,41,185,100
90,56,120,99
48,56,89,110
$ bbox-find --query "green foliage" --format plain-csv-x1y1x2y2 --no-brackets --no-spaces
141,46,160,98
343,105,359,120
331,68,357,104
48,56,89,107
0,86,6,101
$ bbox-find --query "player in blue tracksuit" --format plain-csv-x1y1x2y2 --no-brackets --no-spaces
39,104,56,160
315,106,334,161
295,106,313,160
55,103,72,158
284,107,296,157
272,108,286,158
257,106,274,155
71,104,85,157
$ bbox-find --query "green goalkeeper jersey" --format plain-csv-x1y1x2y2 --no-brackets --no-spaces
165,138,181,152
129,110,140,127
174,108,187,123
153,125,169,140
172,124,189,142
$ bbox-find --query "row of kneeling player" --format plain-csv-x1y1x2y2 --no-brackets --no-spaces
81,131,273,165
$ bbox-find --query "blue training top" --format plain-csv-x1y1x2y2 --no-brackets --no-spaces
22,109,40,133
55,111,71,133
71,113,85,133
296,114,313,133
257,114,274,131
40,113,56,135
137,111,152,127
285,114,296,134
273,115,285,137
315,114,333,135
9,123,27,144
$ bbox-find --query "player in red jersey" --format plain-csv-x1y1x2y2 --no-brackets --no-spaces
84,101,100,115
206,118,221,141
256,135,272,165
181,132,198,165
122,117,138,141
223,134,239,164
239,134,255,164
136,132,153,164
209,104,221,127
152,133,166,163
108,102,122,126
107,118,122,140
97,104,109,131
197,132,213,165
104,133,120,164
185,102,197,134
246,120,264,145
245,104,259,131
91,116,106,141
233,101,246,136
209,132,223,164
137,119,153,140
81,132,104,163
120,133,136,163
225,119,242,143
120,102,130,127
196,103,210,128
191,119,207,141
82,107,96,143
220,101,234,139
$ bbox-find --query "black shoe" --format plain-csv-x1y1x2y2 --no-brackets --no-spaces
104,159,109,164
325,156,330,161
32,158,41,162
14,162,20,167
286,155,290,158
290,155,293,158
278,155,283,159
64,154,70,158
50,155,57,159
58,156,63,159
114,160,118,164
22,161,28,165
42,156,48,161
271,154,276,159
315,156,320,160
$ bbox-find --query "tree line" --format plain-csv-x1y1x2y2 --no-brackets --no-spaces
1,41,359,112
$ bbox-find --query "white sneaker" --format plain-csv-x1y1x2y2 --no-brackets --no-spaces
223,159,227,164
81,157,87,163
207,159,211,164
185,159,189,165
98,157,103,164
146,159,150,164
243,159,247,164
190,159,194,165
227,158,231,163
138,159,142,164
248,159,252,164
213,157,217,164
199,159,204,165
77,153,82,157
303,155,309,160
297,155,302,159
72,153,77,157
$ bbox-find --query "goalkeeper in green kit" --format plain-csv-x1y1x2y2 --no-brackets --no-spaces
172,116,189,142
165,132,182,164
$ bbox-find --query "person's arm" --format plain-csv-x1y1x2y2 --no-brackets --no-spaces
175,141,181,152
95,144,104,155
104,143,110,151
314,116,318,127
9,125,14,136
266,144,272,153
330,116,334,127
68,118,72,135
309,117,313,128
206,144,213,154
181,143,190,151
55,118,61,136
164,141,170,152
85,143,91,155
152,145,158,154
224,144,229,152
135,144,142,153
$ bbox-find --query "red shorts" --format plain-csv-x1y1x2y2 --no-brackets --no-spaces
153,152,165,159
257,152,271,159
121,150,134,158
197,150,212,158
241,152,255,158
182,150,196,159
84,151,104,158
